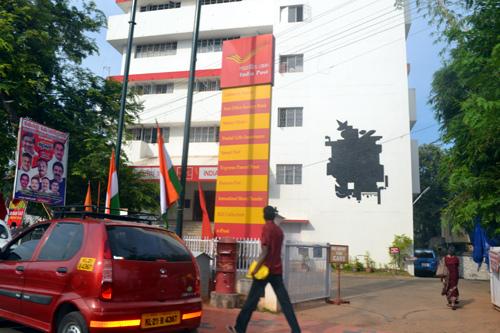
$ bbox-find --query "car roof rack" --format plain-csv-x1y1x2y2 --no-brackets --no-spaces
51,205,161,225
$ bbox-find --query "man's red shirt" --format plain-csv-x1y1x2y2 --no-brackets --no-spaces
261,220,284,275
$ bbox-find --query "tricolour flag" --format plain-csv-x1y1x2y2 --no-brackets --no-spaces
198,182,213,239
105,150,120,215
157,126,181,214
84,181,92,212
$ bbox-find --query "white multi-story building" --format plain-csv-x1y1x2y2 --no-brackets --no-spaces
107,0,419,264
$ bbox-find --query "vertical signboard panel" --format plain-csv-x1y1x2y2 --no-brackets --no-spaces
215,35,274,238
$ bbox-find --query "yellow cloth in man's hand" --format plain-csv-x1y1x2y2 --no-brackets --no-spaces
246,261,269,280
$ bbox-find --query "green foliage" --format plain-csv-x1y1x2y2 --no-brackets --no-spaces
402,0,500,235
390,234,413,270
413,144,448,247
0,0,158,213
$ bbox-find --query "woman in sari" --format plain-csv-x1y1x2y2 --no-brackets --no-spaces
443,247,460,310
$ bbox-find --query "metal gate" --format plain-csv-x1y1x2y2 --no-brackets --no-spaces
283,242,331,303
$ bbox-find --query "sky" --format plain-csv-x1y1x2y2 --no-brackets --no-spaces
82,0,444,145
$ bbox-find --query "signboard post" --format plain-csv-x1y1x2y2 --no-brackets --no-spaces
327,244,350,305
389,247,400,272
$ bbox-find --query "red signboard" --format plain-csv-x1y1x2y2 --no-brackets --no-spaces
7,200,27,227
221,34,274,89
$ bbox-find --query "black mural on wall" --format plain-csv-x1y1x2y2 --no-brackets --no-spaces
325,121,388,204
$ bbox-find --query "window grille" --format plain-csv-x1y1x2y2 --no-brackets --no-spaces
189,127,220,142
197,37,239,53
201,0,242,5
140,1,181,12
127,127,170,143
276,164,302,184
194,79,220,92
279,55,303,73
278,107,303,127
135,42,177,58
132,83,174,95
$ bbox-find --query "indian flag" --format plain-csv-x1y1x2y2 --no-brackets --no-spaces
105,150,120,215
157,126,181,214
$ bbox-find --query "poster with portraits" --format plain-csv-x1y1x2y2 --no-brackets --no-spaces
13,118,69,205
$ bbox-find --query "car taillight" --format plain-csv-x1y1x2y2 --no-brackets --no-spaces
100,239,113,301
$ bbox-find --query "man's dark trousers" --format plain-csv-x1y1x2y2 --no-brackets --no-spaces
234,274,301,333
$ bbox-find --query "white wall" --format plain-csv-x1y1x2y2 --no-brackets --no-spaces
109,0,415,264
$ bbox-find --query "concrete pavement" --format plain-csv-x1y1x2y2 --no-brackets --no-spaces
1,274,498,333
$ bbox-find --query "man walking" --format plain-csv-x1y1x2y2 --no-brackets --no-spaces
227,206,301,333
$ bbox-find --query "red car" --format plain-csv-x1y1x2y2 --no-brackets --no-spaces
0,212,201,333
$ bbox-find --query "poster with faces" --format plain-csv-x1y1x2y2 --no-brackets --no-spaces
13,118,69,206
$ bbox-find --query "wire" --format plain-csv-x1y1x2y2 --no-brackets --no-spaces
138,3,423,120
140,12,428,121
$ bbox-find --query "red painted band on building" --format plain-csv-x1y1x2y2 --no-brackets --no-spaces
215,191,268,207
217,160,268,177
109,69,221,82
221,99,271,117
219,128,270,145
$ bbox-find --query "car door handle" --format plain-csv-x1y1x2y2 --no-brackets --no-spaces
56,267,68,274
16,266,24,272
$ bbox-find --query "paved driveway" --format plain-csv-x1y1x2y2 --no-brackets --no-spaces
1,274,498,333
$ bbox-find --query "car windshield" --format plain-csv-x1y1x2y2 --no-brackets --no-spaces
415,251,434,258
107,226,191,262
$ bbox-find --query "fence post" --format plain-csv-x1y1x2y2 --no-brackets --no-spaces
326,244,332,299
283,243,290,289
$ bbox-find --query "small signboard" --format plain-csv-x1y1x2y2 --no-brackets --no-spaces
390,247,400,255
329,245,349,264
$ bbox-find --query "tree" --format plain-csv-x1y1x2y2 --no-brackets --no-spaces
0,0,159,213
413,144,448,248
398,0,500,235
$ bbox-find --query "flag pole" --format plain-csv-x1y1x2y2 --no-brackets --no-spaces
115,0,138,172
176,0,202,238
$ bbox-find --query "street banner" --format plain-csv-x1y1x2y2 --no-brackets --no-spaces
7,200,27,227
215,34,275,238
13,118,69,205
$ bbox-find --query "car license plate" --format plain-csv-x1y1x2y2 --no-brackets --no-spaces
141,311,180,329
422,263,430,267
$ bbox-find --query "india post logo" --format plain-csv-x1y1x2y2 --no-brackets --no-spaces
221,34,274,89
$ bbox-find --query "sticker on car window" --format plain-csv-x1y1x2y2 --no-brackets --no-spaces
77,257,96,272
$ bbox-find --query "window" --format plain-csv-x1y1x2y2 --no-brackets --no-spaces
201,0,242,5
287,5,304,23
140,1,181,12
127,127,170,143
313,246,323,258
2,224,50,261
135,42,177,58
276,164,302,184
279,55,303,73
38,223,83,261
107,226,192,262
189,126,220,142
197,37,239,53
278,107,303,127
132,83,174,95
194,79,220,92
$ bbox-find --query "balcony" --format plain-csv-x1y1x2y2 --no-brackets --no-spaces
107,0,273,51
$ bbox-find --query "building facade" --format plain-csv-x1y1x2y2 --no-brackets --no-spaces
107,0,419,264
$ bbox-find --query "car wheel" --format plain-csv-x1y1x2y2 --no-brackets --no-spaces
57,311,88,333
